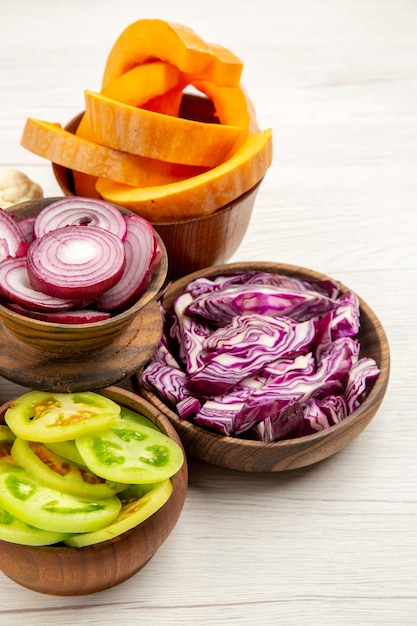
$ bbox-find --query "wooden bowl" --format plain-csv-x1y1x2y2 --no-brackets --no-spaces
135,261,390,472
53,105,262,281
0,197,167,391
0,386,188,596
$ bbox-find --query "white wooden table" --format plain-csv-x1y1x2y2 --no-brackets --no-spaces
0,1,416,624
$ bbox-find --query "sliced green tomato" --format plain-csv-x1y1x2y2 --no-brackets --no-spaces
0,425,15,443
0,464,122,533
64,478,173,547
44,440,87,467
5,391,121,443
75,416,184,484
0,503,69,546
11,438,121,500
0,442,16,465
119,406,159,431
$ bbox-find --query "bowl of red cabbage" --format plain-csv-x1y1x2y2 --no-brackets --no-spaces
135,261,390,472
0,197,167,362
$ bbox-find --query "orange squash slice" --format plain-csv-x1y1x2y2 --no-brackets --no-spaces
191,80,258,133
20,119,203,187
101,19,242,89
101,60,181,106
84,90,246,167
95,128,272,222
192,43,244,88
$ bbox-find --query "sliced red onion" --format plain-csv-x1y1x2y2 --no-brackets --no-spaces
0,257,79,311
0,208,29,261
17,216,36,244
96,214,158,312
5,301,111,324
33,197,127,240
27,225,126,300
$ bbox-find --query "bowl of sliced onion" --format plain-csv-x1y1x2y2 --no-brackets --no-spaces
0,386,187,596
134,261,390,472
0,197,167,391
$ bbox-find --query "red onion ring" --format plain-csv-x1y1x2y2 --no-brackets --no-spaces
0,257,79,311
0,209,29,261
96,214,159,312
33,197,127,240
6,302,111,323
27,225,126,300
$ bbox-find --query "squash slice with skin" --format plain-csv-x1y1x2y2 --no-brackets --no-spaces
95,128,272,222
191,80,259,134
101,60,181,106
71,61,184,194
101,19,242,89
189,43,244,89
84,90,246,167
21,119,204,187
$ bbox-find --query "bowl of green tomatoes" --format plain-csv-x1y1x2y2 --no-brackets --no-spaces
0,386,187,595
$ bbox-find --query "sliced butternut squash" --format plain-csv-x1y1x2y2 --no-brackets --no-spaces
72,170,101,198
20,118,203,187
141,86,185,116
191,80,259,134
84,90,246,167
191,43,243,88
101,60,181,106
101,19,213,89
95,128,273,222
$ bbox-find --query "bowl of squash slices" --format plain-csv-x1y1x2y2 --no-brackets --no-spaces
21,19,273,280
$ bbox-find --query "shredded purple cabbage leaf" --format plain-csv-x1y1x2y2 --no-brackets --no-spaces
141,270,380,442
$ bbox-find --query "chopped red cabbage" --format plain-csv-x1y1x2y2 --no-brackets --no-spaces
141,270,380,442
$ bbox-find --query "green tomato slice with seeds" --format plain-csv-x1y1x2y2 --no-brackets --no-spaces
75,417,184,484
5,390,120,442
0,502,69,546
64,478,173,547
44,439,88,467
11,437,121,500
0,464,122,533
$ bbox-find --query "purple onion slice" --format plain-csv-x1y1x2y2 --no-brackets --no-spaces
33,197,127,240
0,257,79,311
27,225,126,300
0,208,29,261
96,214,159,312
5,302,111,324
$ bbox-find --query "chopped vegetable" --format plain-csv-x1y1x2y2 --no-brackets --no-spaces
84,89,245,167
0,464,122,533
0,392,184,546
33,196,127,240
0,208,29,261
141,270,381,442
20,19,272,222
0,198,161,322
5,390,121,443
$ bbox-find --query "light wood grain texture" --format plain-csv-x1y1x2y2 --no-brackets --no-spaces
0,0,416,623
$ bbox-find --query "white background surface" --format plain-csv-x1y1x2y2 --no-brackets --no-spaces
0,0,416,624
